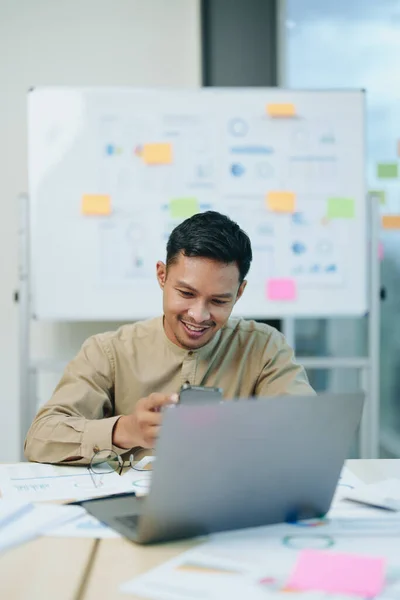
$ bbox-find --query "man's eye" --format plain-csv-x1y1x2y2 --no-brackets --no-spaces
213,299,228,305
179,290,193,297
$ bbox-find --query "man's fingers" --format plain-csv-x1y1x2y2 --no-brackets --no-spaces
143,426,160,448
135,393,178,448
143,392,178,411
140,411,162,427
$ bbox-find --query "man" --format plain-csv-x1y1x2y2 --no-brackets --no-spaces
25,211,314,464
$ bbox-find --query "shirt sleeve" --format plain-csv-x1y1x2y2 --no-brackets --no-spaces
255,330,316,396
24,335,128,465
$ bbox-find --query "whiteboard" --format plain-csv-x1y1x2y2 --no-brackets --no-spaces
27,87,367,320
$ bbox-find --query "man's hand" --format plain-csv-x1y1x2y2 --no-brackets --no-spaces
112,393,178,449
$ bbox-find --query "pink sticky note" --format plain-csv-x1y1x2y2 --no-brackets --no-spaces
287,549,385,598
266,279,296,301
378,241,384,261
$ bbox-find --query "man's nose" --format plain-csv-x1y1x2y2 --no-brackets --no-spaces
189,301,210,322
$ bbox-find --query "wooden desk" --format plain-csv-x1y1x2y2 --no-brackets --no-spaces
85,537,199,600
0,537,94,600
1,459,399,600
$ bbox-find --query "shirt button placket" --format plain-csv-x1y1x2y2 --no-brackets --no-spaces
181,351,197,386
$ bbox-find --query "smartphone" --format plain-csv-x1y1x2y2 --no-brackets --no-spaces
179,384,223,405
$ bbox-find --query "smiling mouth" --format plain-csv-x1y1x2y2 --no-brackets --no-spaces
180,321,212,337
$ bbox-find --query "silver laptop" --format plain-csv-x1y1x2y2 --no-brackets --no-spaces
80,393,364,544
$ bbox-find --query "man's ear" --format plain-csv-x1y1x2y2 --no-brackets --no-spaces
156,261,167,289
235,280,247,304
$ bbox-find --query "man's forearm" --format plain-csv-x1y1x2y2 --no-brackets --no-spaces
24,413,124,464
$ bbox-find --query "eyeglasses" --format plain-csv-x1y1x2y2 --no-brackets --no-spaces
88,449,154,488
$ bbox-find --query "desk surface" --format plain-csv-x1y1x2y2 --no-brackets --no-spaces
1,459,399,600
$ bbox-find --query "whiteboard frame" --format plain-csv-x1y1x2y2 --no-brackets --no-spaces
27,86,367,320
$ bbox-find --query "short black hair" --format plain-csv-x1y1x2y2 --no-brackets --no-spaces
166,211,252,283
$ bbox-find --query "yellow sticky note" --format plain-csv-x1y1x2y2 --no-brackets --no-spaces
382,215,400,230
81,194,111,216
267,103,296,118
266,191,296,213
142,143,173,165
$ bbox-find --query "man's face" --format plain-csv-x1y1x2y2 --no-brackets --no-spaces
157,253,246,350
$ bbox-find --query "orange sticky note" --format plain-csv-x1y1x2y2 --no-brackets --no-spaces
267,191,296,213
176,562,239,575
267,103,296,118
81,194,111,216
142,143,173,165
382,215,400,229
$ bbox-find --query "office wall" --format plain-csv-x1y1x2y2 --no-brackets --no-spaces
0,0,201,461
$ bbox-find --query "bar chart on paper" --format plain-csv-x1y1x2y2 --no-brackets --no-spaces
28,87,367,319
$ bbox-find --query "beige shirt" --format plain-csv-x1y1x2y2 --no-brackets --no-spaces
24,317,315,464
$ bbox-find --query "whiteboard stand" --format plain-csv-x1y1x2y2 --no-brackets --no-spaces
18,192,35,450
18,194,380,460
364,192,381,458
282,195,380,459
281,317,295,348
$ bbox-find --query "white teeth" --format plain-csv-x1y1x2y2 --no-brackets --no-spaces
184,323,206,332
